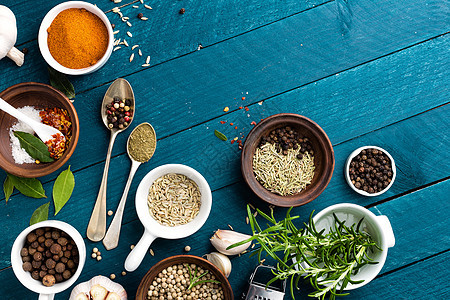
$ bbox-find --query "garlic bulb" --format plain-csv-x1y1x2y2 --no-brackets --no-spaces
0,5,24,66
210,229,251,255
206,252,232,277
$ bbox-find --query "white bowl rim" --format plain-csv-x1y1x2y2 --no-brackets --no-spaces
11,220,86,295
135,164,212,239
312,203,394,290
38,1,114,75
344,146,396,197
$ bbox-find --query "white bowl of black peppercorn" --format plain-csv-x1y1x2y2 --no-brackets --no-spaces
11,220,86,300
345,146,396,197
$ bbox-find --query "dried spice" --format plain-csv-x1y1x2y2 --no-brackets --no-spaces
47,8,108,69
39,107,72,160
147,173,201,226
106,97,133,129
128,123,156,162
253,143,315,196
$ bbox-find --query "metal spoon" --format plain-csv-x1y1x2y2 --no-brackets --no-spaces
0,97,65,143
103,123,156,250
87,78,135,242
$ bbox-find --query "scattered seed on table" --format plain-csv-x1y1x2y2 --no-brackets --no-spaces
146,56,150,64
122,16,129,20
132,45,139,50
142,64,150,67
144,4,152,9
248,203,255,210
223,107,229,112
140,0,143,3
96,256,102,261
132,5,139,8
179,8,185,14
138,49,142,56
184,246,191,252
258,101,263,105
130,245,135,249
137,13,143,19
121,271,126,276
251,243,255,249
114,0,122,3
93,247,98,253
253,211,258,217
123,39,129,47
112,7,120,13
246,217,249,224
129,53,135,62
91,253,97,259
108,210,113,216
228,224,234,230
110,274,116,280
97,251,101,256
141,17,148,20
149,249,155,256
127,31,132,37
127,21,132,27
113,30,120,35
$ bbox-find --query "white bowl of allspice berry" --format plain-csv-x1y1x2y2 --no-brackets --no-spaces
38,1,114,75
345,146,396,197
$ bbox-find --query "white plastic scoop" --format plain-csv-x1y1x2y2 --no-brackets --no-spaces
0,97,65,143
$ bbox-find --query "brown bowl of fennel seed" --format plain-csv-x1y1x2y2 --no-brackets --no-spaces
241,113,334,207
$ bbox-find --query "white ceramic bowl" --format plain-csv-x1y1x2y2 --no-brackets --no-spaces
11,220,86,300
345,146,396,197
311,203,395,290
38,1,113,75
124,164,212,272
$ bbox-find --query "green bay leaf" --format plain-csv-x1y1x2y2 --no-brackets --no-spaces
3,176,14,203
48,67,75,99
53,166,75,215
14,131,54,163
7,174,46,198
30,202,49,225
214,130,227,141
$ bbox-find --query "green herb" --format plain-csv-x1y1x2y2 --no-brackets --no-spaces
7,174,46,198
48,67,75,99
3,176,14,203
14,131,54,163
30,202,50,225
53,166,75,215
214,130,227,141
187,265,221,291
230,206,380,300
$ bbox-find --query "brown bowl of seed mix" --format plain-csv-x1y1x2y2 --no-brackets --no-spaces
241,113,334,207
135,255,233,300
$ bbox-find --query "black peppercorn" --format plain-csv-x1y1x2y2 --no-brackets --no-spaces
138,12,143,19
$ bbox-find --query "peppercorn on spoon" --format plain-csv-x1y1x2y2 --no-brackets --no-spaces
87,78,135,242
0,97,65,143
103,123,157,250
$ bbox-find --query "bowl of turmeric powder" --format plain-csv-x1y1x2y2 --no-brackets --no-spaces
38,1,113,75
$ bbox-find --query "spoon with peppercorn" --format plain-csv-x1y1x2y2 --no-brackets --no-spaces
87,78,135,242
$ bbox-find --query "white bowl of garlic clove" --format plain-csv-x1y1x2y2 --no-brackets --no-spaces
69,275,127,300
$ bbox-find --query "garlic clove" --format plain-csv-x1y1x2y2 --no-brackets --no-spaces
90,284,108,300
70,275,127,300
75,293,89,300
206,252,232,277
106,292,121,300
210,229,252,256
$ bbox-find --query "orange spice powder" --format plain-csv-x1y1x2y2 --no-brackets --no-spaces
47,8,109,69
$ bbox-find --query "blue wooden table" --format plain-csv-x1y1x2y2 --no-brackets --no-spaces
1,0,449,299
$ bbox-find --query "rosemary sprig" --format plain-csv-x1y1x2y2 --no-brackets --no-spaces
229,206,380,300
187,265,221,291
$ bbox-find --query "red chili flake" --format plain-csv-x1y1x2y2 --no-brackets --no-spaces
251,121,256,126
239,106,243,109
242,97,245,100
39,108,72,160
231,140,235,144
220,121,226,124
244,107,249,111
234,126,238,129
230,123,234,126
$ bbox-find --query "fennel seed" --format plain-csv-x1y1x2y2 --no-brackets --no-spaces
147,173,201,226
253,143,315,196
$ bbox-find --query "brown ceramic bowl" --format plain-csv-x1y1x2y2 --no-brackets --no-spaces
0,82,79,178
136,255,234,300
241,113,334,207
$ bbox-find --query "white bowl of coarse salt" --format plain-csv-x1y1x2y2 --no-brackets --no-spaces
0,82,79,178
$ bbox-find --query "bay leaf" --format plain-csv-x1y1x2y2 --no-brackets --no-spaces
48,67,76,99
30,202,49,225
3,176,14,203
53,166,75,215
14,131,54,163
214,130,228,141
7,174,46,198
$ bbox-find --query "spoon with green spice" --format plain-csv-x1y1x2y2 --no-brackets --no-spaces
103,122,157,250
87,78,135,242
